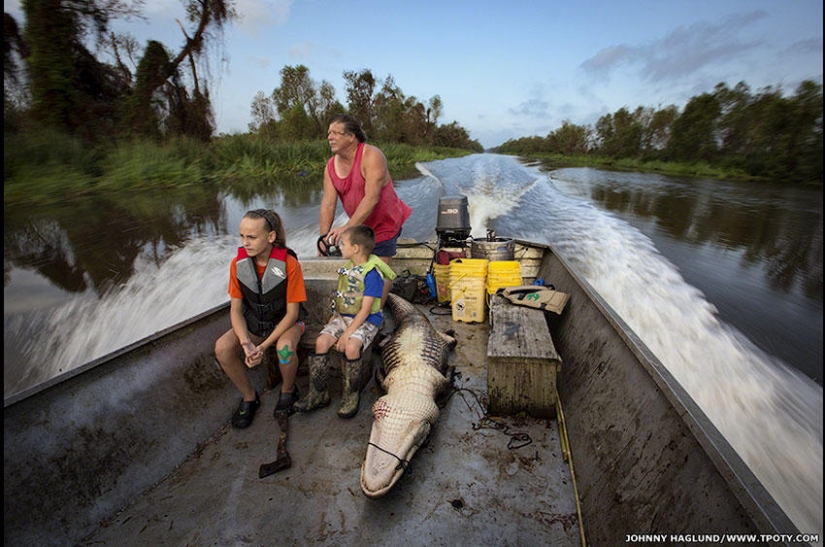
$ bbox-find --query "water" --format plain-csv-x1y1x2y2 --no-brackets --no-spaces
3,154,822,536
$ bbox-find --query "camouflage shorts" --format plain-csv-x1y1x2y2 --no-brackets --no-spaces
320,313,380,348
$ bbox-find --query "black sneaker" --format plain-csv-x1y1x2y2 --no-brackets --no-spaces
231,392,260,429
274,385,300,417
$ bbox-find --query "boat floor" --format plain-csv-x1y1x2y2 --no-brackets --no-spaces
81,302,581,546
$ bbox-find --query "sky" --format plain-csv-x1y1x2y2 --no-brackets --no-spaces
4,0,823,149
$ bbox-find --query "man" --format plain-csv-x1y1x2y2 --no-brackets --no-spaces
319,114,412,302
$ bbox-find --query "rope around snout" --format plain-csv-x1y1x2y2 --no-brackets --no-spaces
367,442,412,473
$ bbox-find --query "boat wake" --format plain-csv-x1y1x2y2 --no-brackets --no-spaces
421,155,822,537
4,153,821,537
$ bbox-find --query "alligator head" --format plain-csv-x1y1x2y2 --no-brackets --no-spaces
360,294,454,498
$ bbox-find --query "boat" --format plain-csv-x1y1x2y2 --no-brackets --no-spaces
3,197,804,546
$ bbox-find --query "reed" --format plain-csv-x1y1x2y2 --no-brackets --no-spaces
524,152,754,181
3,130,473,206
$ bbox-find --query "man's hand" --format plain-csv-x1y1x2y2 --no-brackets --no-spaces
326,227,345,246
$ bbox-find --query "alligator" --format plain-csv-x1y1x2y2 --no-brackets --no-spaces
360,293,456,498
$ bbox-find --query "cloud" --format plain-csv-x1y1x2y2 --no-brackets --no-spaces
580,44,636,75
247,55,272,71
581,11,769,82
233,0,292,34
287,41,317,59
783,37,824,56
507,84,551,119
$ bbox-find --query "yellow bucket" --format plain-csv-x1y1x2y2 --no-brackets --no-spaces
486,261,522,295
449,258,488,323
449,258,488,278
433,263,451,303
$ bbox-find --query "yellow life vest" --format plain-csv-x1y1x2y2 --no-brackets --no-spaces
334,255,396,315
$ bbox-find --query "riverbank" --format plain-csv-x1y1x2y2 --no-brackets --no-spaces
509,150,825,186
3,130,473,206
512,152,778,183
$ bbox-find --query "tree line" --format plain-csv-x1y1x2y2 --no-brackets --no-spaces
247,64,482,151
495,80,822,184
3,1,482,151
4,1,821,182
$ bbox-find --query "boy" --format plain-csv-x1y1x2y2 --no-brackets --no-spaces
214,209,307,428
295,225,396,418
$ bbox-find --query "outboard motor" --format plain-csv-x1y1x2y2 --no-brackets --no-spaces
426,195,472,299
435,195,471,248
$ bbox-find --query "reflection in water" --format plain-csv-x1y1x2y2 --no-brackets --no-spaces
3,155,822,536
546,167,823,302
3,185,226,298
542,167,823,386
422,155,822,536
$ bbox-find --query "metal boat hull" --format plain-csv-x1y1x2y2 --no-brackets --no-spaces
3,240,800,545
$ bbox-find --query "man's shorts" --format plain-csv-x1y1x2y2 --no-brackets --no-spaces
373,229,402,258
320,313,380,348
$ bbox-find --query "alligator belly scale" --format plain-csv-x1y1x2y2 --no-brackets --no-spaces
360,293,455,498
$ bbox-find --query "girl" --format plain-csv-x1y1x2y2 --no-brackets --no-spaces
214,209,307,428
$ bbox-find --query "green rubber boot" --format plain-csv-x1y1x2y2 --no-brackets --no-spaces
294,353,331,413
338,355,371,419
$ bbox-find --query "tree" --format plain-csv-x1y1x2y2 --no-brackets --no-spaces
788,80,823,183
317,80,345,129
433,121,483,151
252,65,479,150
249,90,275,133
667,92,720,162
271,64,339,137
714,81,752,160
645,105,678,154
122,40,170,140
15,0,235,141
372,74,406,141
343,68,376,131
595,107,643,158
427,95,442,127
547,121,589,154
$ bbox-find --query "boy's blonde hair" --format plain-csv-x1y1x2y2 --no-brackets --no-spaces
344,225,375,255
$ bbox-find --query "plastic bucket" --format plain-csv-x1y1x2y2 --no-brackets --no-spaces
449,258,488,279
433,264,451,303
450,277,487,323
487,261,522,295
449,258,488,323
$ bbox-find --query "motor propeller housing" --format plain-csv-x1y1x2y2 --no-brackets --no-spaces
435,195,471,247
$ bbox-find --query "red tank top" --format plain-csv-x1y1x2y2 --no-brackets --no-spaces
326,142,412,243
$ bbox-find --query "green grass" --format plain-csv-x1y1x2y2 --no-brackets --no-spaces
4,131,474,206
515,152,758,181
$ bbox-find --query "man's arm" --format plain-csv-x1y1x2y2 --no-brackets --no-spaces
319,167,339,250
320,167,339,235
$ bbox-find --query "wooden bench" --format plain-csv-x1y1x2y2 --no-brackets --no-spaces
487,294,562,419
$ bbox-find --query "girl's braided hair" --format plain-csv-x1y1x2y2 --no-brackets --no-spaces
245,209,287,248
